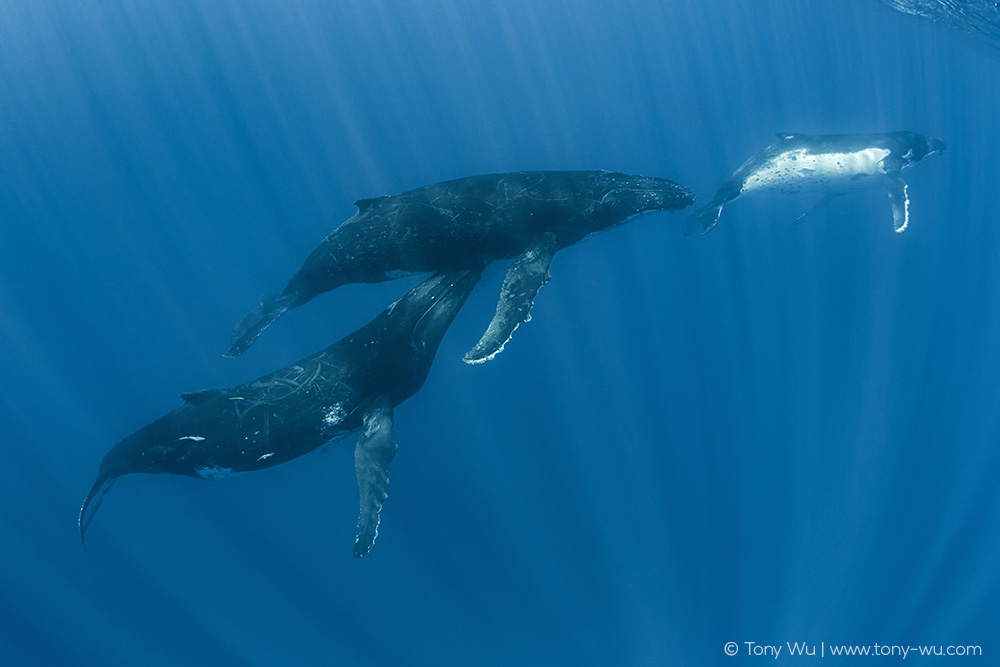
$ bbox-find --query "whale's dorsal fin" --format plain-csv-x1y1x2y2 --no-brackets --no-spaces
181,389,222,405
464,232,558,364
353,396,397,558
354,196,389,213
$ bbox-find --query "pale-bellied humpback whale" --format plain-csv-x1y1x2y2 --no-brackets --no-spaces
686,131,944,234
80,269,482,557
225,170,694,363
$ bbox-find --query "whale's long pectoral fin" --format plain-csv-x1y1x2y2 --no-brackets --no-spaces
353,396,397,558
225,292,297,358
884,170,910,233
793,192,845,225
463,232,558,365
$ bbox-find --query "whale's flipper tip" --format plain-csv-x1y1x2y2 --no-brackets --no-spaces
464,233,557,365
685,203,723,236
463,342,507,365
353,398,397,558
225,294,293,358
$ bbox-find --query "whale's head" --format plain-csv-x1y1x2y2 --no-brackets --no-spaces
922,135,946,160
896,132,946,165
596,172,695,220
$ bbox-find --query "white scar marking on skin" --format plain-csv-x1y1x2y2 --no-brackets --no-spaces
257,452,275,461
178,436,205,441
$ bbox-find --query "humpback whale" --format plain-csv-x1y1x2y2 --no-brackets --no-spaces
80,269,482,557
225,170,694,363
686,131,945,234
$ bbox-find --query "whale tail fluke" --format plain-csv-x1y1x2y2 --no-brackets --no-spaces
685,201,724,236
79,472,117,549
225,292,296,358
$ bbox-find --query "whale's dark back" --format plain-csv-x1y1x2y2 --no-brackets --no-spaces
293,170,693,290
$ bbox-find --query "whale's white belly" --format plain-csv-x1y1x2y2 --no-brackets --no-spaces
740,147,891,195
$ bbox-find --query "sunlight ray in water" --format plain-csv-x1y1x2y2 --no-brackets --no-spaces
0,1,997,664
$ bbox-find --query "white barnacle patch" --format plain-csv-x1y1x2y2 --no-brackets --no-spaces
324,403,347,427
178,435,206,441
257,452,275,461
196,466,236,480
741,148,891,195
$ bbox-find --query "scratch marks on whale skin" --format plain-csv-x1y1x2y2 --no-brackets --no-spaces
218,356,356,457
245,362,325,399
492,173,584,209
253,359,348,403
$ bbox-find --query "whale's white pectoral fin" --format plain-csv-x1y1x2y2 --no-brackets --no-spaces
793,192,845,225
353,396,397,558
884,171,910,232
463,232,558,364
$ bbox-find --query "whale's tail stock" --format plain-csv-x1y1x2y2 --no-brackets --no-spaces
684,201,724,236
225,292,297,358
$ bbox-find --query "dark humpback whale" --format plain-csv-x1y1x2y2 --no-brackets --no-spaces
878,0,1000,50
686,131,945,234
80,269,482,557
225,170,694,363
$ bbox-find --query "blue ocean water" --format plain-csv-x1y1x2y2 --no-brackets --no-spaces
1,1,998,665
